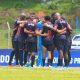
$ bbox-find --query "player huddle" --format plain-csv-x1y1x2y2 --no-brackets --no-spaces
8,12,72,67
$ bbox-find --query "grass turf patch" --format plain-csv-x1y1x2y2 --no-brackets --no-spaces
0,66,80,80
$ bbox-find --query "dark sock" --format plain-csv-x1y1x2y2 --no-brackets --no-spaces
68,51,71,64
19,50,23,66
9,51,15,65
31,56,35,67
42,59,45,67
57,59,63,66
64,59,69,66
15,50,19,65
48,59,52,66
24,51,28,65
51,58,53,66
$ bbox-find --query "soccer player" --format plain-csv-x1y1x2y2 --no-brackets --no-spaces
65,23,72,66
24,17,37,67
53,13,69,66
30,12,36,20
45,13,69,67
36,19,43,66
13,13,27,66
8,20,19,66
37,16,54,67
61,17,72,66
50,12,57,65
51,12,56,25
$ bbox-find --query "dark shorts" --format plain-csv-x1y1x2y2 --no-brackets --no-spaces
23,39,27,50
42,44,54,51
12,38,15,48
67,36,72,50
53,37,58,48
42,39,54,51
12,38,24,50
57,39,69,53
27,42,37,52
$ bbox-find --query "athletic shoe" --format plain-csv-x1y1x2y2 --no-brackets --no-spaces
49,65,53,68
8,64,13,67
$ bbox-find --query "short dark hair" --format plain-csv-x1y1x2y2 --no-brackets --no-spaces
20,16,26,20
44,16,50,21
26,16,32,20
51,12,56,18
30,12,36,15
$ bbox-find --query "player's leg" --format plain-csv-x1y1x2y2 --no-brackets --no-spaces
9,39,19,66
15,49,19,65
64,53,69,66
57,40,64,66
64,48,69,67
18,49,23,66
48,51,52,66
42,45,47,67
51,51,54,66
23,40,28,65
18,41,24,66
26,42,36,67
13,40,19,66
47,44,54,67
8,38,15,66
24,50,28,65
27,42,32,64
57,50,63,66
51,44,55,66
8,49,15,66
64,40,69,66
68,49,71,64
68,40,72,64
31,52,35,67
30,42,37,67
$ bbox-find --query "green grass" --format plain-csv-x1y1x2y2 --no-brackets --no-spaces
0,67,80,80
0,29,11,48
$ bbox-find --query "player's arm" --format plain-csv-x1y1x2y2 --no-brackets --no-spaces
39,32,48,37
56,28,66,33
13,21,18,31
49,20,66,34
35,29,43,35
59,30,67,35
67,23,72,32
35,23,43,35
44,23,57,31
17,20,27,24
24,28,35,34
13,27,17,31
17,20,27,28
19,23,25,28
36,27,48,36
39,28,48,37
50,20,60,31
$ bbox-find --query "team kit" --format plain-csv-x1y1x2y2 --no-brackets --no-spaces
8,12,72,67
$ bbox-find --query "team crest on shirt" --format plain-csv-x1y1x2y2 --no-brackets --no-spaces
28,23,35,26
60,20,66,24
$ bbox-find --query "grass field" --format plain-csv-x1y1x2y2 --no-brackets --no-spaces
0,66,80,80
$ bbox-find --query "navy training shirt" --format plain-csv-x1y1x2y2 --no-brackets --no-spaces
24,21,37,43
42,22,54,45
